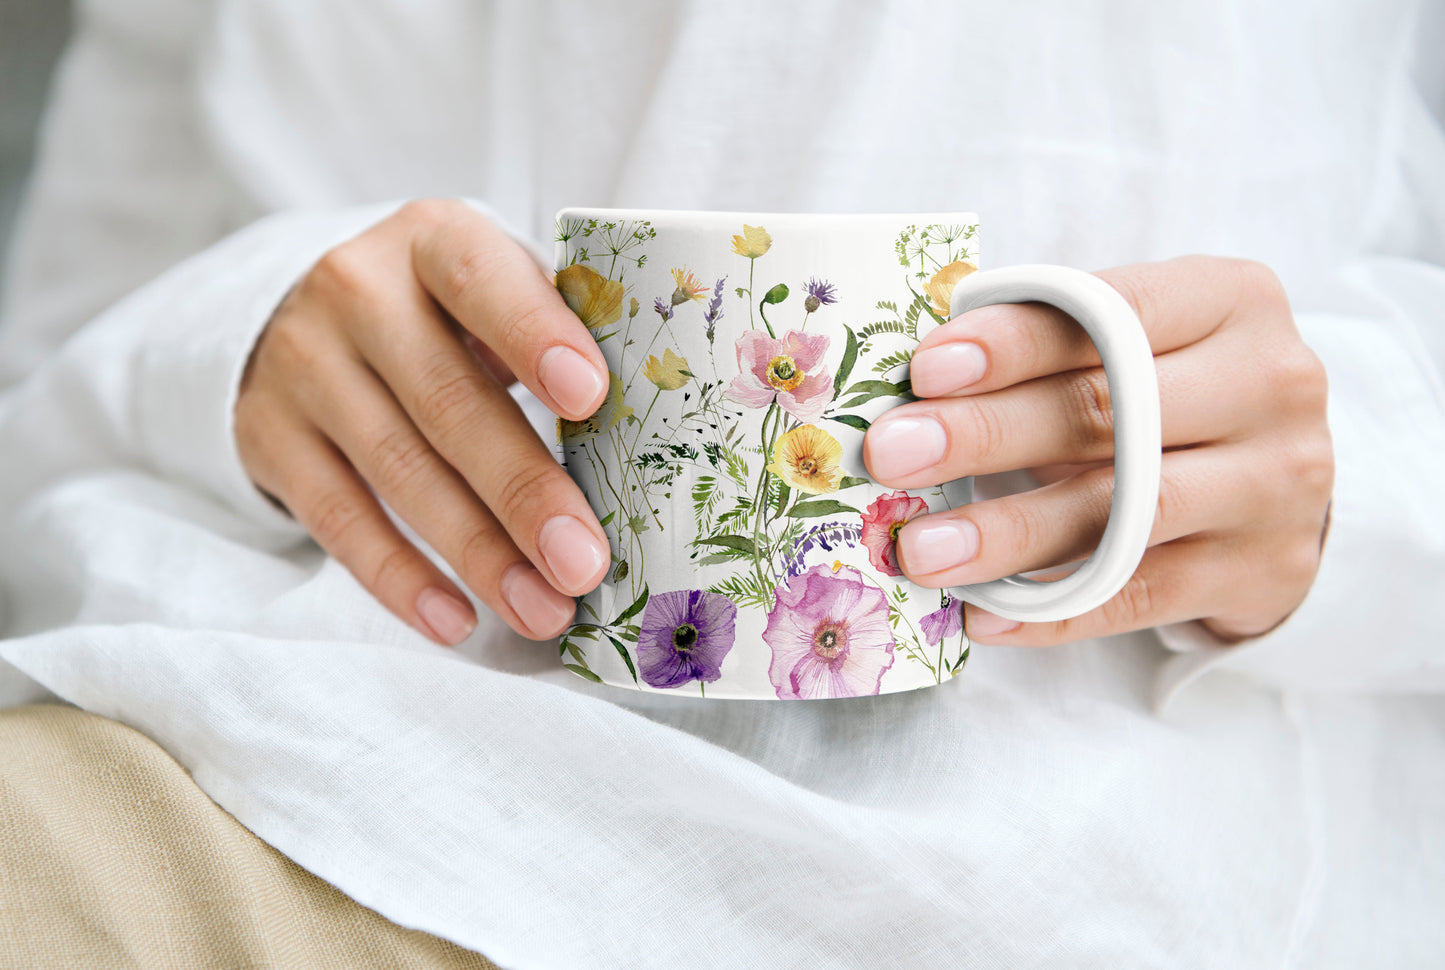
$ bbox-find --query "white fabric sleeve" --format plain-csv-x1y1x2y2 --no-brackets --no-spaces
1153,25,1445,701
0,204,402,542
1155,258,1445,701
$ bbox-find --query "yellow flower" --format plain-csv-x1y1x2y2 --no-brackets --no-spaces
670,267,709,306
557,415,601,442
598,371,634,431
643,348,692,391
730,224,772,259
766,424,844,495
923,259,978,320
556,264,624,330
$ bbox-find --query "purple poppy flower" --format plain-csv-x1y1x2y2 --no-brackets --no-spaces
920,595,964,647
763,564,895,699
803,277,838,313
637,589,738,689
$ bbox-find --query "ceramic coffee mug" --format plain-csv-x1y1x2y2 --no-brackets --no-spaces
553,209,1160,699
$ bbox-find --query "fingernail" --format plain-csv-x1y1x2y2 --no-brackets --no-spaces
539,515,608,593
415,587,476,646
910,341,987,396
538,346,606,417
867,415,947,480
967,608,1021,639
899,518,980,576
501,563,576,637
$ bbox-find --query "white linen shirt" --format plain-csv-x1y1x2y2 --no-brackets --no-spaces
0,1,1441,967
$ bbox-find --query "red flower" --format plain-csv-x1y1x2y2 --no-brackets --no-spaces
859,491,930,576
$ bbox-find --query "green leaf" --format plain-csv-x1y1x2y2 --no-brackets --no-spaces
564,640,587,664
612,560,629,582
827,414,871,432
694,534,757,556
840,379,913,408
568,624,601,640
614,585,650,624
774,480,791,516
605,634,639,685
786,499,861,518
734,286,747,299
598,510,616,528
563,663,603,683
836,475,871,490
762,282,790,305
832,325,859,395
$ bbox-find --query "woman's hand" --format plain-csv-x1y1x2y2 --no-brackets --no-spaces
236,200,612,645
862,256,1333,645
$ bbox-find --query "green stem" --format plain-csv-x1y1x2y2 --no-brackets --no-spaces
746,260,755,330
758,299,777,339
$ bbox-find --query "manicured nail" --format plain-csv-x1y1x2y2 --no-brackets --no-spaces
898,518,980,576
538,346,606,417
910,341,987,396
539,515,608,593
867,415,947,480
501,563,576,637
967,609,1021,638
415,587,476,646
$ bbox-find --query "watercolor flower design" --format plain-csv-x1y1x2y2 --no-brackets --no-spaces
730,224,772,259
555,264,624,330
556,216,979,692
763,563,896,699
920,594,964,647
767,425,844,494
643,348,692,390
922,259,978,320
859,491,931,577
802,277,838,314
725,329,834,422
637,589,738,689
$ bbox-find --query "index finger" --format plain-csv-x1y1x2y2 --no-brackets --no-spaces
907,255,1284,399
406,199,609,421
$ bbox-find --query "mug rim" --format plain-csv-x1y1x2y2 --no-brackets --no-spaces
556,206,981,227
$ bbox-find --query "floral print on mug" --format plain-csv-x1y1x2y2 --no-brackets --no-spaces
554,215,978,696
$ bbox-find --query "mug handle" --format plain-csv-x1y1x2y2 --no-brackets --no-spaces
944,265,1161,623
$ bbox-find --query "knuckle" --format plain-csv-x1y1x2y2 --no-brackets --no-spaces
1066,369,1115,451
369,544,421,595
992,499,1046,568
308,244,372,297
309,490,368,549
491,456,561,528
1275,345,1329,412
368,427,436,493
413,356,486,435
1233,258,1289,308
456,526,505,594
1104,268,1158,331
441,243,511,308
958,402,1007,467
1107,570,1157,629
397,197,456,227
490,299,553,355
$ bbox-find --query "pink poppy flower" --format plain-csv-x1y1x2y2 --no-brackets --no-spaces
859,491,930,577
725,329,833,423
763,564,896,699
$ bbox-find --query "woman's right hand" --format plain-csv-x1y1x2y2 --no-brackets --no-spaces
236,199,612,645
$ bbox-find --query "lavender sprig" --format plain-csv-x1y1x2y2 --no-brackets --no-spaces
779,522,863,578
703,276,727,344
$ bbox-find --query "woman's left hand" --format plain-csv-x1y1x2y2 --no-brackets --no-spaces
861,256,1334,645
